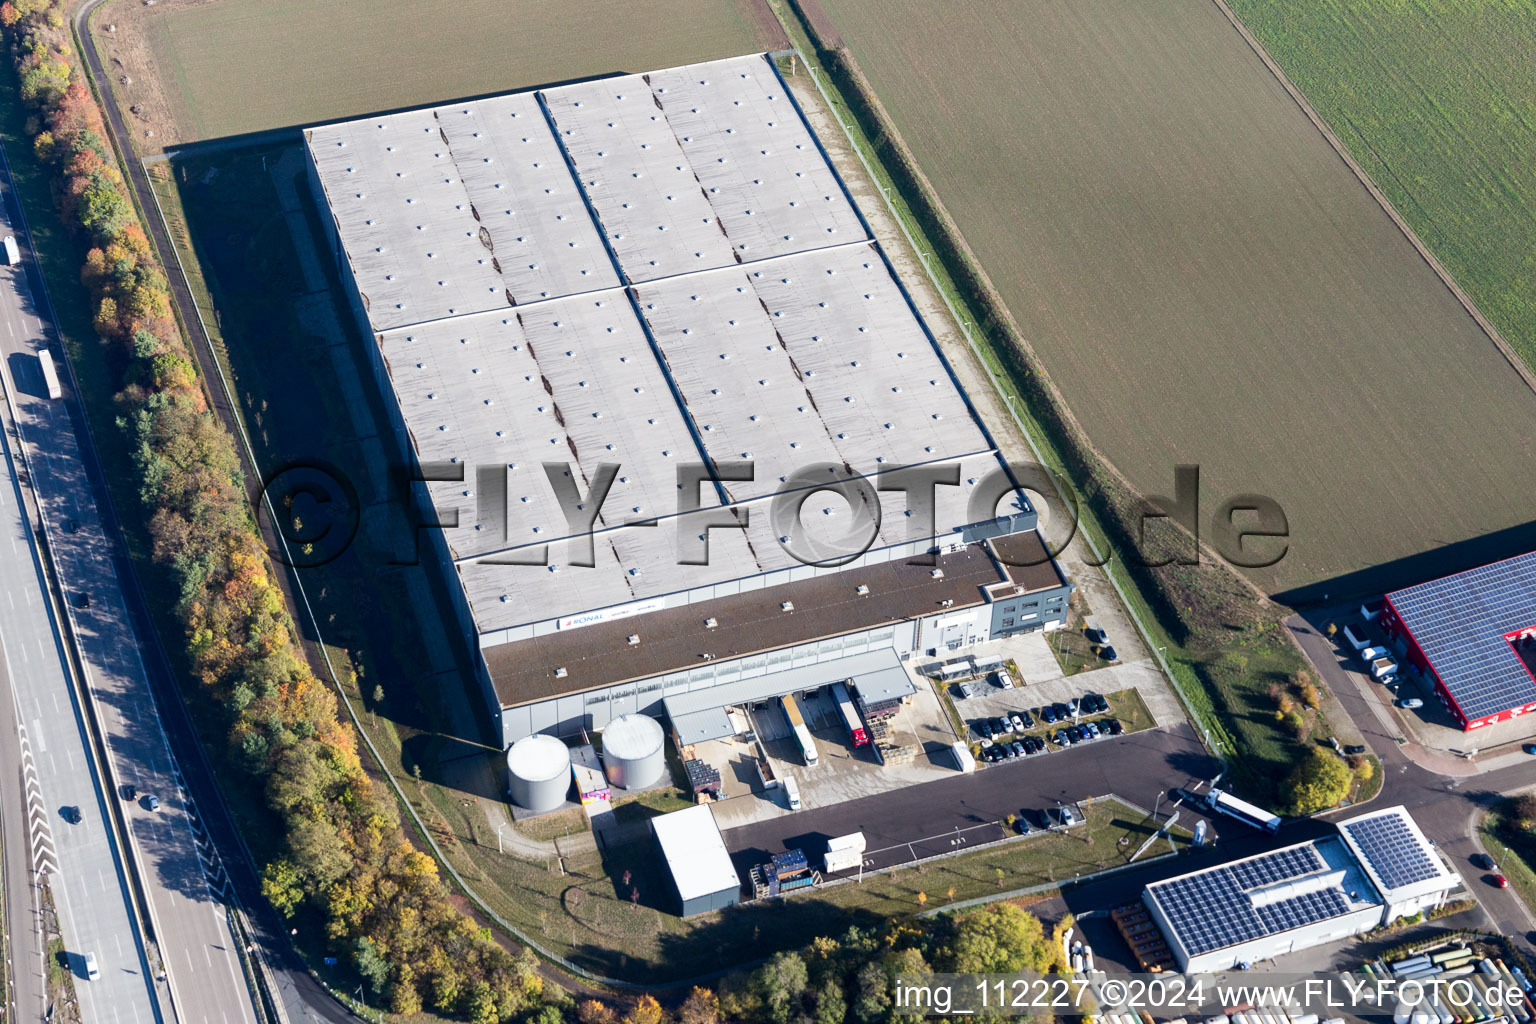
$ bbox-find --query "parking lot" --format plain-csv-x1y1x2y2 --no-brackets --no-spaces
724,720,1220,875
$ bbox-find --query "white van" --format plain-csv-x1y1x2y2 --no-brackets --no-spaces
782,776,801,811
83,952,99,981
1341,623,1370,651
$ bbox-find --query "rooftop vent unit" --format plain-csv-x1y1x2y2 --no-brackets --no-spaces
931,569,946,579
627,635,640,646
781,601,795,612
554,667,568,678
856,584,870,596
704,618,719,629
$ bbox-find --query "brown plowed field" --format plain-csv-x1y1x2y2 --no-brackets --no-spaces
814,0,1536,595
94,0,785,149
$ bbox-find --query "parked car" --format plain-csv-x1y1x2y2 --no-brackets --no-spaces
1059,805,1082,827
994,669,1015,690
993,716,1010,736
957,682,975,700
1523,743,1536,755
1017,709,1035,729
1099,645,1117,662
1084,626,1107,644
1473,853,1496,871
1040,704,1058,724
1053,729,1071,747
1082,721,1100,739
1494,874,1510,889
1082,693,1107,714
1395,698,1423,710
1014,814,1034,835
1344,744,1367,756
1066,697,1079,717
1103,718,1123,736
1009,711,1027,733
1011,740,1026,758
1051,701,1071,719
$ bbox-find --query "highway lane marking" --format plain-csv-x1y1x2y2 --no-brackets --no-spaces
30,718,43,752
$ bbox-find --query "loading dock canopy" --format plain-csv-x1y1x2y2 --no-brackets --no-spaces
663,648,915,744
652,805,741,904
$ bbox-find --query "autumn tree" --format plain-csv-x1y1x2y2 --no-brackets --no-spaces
948,903,1054,974
678,987,720,1024
1282,748,1351,815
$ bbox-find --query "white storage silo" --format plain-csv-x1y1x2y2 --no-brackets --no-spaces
601,714,665,790
506,734,572,812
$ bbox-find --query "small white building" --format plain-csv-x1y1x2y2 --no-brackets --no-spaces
651,805,742,917
1336,805,1459,923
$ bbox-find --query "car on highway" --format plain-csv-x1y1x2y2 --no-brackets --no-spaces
61,517,78,533
1395,698,1423,709
1473,853,1495,871
120,783,136,801
1523,743,1536,755
83,952,99,982
143,793,160,811
61,806,82,824
70,591,90,609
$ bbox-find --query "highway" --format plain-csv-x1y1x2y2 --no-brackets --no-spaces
0,141,258,1024
0,330,158,1022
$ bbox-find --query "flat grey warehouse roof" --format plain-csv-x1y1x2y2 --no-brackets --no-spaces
307,52,1007,637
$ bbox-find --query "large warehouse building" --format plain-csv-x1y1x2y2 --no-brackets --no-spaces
1380,551,1536,730
306,53,1072,747
1143,806,1457,973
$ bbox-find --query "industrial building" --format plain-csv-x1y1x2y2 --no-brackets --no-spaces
651,805,742,917
1142,806,1457,972
1380,551,1536,730
306,52,1072,751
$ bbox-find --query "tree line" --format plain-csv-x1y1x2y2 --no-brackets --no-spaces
1,5,554,1019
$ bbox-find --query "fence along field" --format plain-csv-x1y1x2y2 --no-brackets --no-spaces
1227,0,1536,375
813,0,1536,596
101,0,784,145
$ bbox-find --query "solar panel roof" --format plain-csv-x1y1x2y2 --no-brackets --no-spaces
1146,842,1372,957
1338,807,1451,895
1387,551,1536,722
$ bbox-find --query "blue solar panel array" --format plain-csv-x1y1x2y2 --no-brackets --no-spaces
1389,552,1536,722
1343,814,1440,890
1151,846,1344,956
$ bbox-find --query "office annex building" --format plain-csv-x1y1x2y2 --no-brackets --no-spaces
307,53,1071,747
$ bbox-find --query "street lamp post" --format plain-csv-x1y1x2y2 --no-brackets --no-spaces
497,822,507,854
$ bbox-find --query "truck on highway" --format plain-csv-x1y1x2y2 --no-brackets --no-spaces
3,235,19,265
38,349,61,400
831,681,867,746
780,694,818,767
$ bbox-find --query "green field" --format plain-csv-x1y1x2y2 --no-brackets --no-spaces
107,0,783,144
809,0,1536,597
1227,0,1536,372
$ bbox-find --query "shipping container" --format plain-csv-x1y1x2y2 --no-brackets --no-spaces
780,694,818,766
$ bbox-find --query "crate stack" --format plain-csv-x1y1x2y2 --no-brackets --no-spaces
749,848,821,900
856,695,902,742
683,758,722,800
1110,903,1175,973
